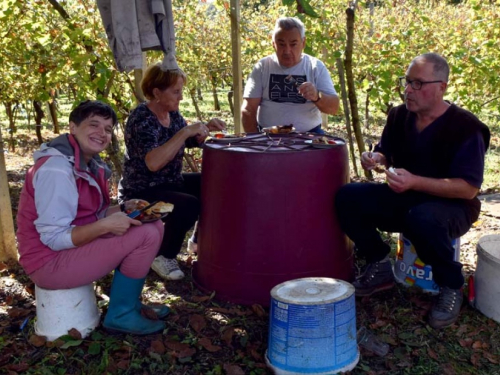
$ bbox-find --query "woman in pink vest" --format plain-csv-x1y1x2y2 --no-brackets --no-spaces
16,100,166,335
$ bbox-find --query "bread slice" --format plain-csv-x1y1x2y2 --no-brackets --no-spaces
146,201,174,215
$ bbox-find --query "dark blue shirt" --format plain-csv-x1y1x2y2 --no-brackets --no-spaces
379,106,486,188
119,103,199,200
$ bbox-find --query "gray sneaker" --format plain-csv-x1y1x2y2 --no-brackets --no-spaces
428,286,463,329
151,256,185,281
353,260,395,297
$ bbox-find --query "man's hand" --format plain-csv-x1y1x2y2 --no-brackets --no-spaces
386,169,479,199
385,168,415,193
297,82,319,102
361,151,386,171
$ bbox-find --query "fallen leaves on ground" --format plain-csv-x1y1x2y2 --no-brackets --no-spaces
2,133,500,375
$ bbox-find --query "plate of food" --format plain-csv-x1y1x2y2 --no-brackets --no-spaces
305,137,339,148
264,125,296,135
125,199,174,222
211,133,247,143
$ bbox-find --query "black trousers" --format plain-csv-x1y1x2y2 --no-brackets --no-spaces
135,173,201,259
335,183,476,289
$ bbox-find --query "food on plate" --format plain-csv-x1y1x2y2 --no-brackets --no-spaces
312,136,336,145
213,133,245,139
146,201,174,215
124,199,148,213
268,124,295,134
125,200,174,221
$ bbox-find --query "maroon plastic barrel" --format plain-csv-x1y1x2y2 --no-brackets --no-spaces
193,133,353,306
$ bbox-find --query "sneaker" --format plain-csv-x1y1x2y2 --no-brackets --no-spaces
428,287,463,329
187,238,198,254
353,260,395,297
151,256,185,280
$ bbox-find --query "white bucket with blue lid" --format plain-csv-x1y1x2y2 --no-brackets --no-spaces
266,277,359,375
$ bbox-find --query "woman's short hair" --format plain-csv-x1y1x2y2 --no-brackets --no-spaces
69,100,117,126
141,64,187,100
272,17,305,41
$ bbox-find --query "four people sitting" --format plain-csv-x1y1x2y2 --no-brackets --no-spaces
15,27,489,334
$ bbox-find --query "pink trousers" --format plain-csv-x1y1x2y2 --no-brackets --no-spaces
30,221,163,289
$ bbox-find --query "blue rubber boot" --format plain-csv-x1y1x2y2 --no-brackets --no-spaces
138,301,170,319
103,270,165,335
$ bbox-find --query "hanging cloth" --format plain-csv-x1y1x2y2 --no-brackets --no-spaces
96,0,179,72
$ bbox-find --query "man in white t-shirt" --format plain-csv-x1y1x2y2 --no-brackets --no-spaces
241,17,340,134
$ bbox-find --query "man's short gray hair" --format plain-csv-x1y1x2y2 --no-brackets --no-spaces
272,17,305,41
412,53,450,82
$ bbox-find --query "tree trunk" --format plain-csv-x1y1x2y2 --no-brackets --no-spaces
364,87,371,130
228,85,234,117
70,85,77,101
189,87,203,120
197,87,203,101
345,7,371,179
26,100,32,130
4,102,16,152
183,153,199,173
106,131,123,198
0,126,17,261
33,100,45,145
211,75,220,111
48,100,60,134
4,102,15,132
336,59,358,178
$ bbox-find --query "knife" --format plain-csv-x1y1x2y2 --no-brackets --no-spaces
127,200,159,219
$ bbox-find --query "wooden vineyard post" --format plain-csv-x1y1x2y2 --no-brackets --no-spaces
0,126,18,261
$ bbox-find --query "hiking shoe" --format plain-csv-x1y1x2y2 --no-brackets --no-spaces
151,256,185,280
353,260,395,297
187,238,198,254
428,287,463,329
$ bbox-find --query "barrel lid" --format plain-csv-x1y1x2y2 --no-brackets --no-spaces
270,277,354,305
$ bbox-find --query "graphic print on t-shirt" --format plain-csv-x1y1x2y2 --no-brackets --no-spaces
268,74,307,104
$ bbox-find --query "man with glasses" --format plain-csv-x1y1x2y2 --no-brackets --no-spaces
335,53,490,329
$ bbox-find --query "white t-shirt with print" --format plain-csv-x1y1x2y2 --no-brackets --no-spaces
243,53,337,132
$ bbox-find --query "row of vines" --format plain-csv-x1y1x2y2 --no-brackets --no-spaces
1,0,500,147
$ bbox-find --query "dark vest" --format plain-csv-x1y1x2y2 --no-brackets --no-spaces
380,103,490,179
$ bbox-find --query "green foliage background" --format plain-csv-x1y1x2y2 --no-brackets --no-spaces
1,0,499,131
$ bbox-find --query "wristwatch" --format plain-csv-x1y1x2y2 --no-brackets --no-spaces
312,91,322,103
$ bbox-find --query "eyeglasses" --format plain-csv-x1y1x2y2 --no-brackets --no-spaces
398,77,443,90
